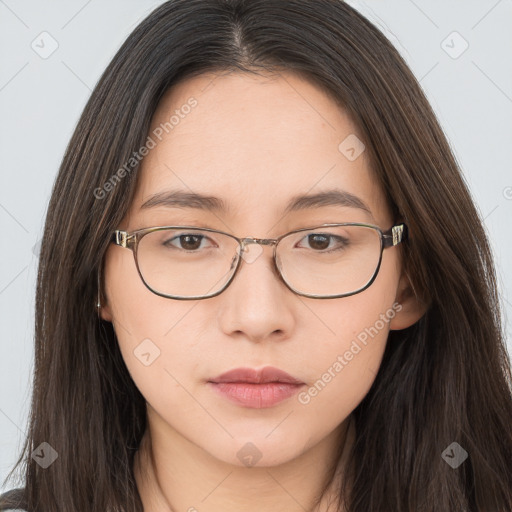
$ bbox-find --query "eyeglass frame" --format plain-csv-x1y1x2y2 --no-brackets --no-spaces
108,222,407,301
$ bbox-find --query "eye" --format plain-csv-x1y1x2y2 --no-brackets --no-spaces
163,233,215,251
297,232,350,252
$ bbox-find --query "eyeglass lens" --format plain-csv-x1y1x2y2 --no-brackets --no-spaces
135,226,382,298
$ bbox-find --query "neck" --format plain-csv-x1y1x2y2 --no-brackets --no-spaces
134,407,355,512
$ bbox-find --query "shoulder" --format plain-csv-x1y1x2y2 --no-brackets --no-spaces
0,487,28,511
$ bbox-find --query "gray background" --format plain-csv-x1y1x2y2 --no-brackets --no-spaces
1,0,511,491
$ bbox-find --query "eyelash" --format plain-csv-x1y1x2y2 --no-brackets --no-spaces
163,232,350,253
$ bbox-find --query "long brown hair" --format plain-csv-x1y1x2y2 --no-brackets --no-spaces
2,1,512,510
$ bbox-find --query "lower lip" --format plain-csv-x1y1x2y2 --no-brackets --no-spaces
208,382,305,408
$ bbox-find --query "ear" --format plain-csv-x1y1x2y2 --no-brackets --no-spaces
98,276,113,322
389,270,428,330
99,300,113,322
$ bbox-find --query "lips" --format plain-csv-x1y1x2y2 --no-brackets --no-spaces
207,366,305,408
209,366,304,385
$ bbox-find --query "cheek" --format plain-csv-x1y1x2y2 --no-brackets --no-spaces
109,297,207,415
104,243,203,338
103,247,206,401
296,252,401,419
299,301,390,408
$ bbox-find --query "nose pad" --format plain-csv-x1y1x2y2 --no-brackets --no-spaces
274,252,284,278
234,241,285,285
229,252,238,270
237,241,264,264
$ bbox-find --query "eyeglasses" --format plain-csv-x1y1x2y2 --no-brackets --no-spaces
111,223,407,300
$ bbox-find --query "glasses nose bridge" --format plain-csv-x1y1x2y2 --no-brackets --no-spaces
235,236,282,287
239,236,278,250
237,237,280,268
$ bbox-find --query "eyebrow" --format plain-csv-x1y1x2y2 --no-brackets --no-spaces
140,188,373,218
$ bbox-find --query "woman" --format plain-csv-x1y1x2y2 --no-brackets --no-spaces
1,1,511,511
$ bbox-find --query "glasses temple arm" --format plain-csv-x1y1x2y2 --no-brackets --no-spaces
382,223,408,248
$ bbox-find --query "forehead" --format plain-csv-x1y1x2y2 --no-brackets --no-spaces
127,70,390,230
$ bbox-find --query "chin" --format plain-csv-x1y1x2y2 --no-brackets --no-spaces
204,434,308,469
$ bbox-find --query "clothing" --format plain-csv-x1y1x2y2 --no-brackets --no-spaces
0,486,27,511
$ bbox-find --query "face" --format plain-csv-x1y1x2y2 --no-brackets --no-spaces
101,70,412,467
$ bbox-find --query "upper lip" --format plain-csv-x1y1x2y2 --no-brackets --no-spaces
209,366,304,385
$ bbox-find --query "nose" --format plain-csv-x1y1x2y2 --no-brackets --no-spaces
215,240,296,343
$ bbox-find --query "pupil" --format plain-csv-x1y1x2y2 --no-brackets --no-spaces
181,235,201,250
309,234,329,250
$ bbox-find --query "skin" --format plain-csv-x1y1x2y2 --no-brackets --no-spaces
100,70,425,512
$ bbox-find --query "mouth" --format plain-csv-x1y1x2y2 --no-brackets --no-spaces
207,366,305,409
